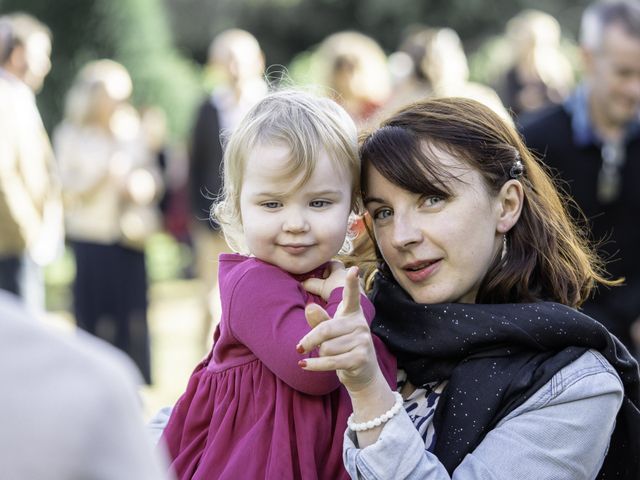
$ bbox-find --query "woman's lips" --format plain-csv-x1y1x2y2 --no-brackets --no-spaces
403,259,441,282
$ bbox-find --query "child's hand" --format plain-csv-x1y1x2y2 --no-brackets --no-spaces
302,261,348,301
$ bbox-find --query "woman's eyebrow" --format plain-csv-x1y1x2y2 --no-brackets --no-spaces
363,196,386,206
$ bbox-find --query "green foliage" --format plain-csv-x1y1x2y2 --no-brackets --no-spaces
145,233,193,283
0,0,202,139
0,0,596,138
165,0,593,81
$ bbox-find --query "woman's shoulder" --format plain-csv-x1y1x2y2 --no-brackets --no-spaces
558,350,622,389
506,349,623,420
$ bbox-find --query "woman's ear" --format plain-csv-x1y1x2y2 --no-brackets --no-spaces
496,179,524,234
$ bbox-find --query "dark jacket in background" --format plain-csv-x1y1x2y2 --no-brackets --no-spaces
189,97,223,230
519,103,640,350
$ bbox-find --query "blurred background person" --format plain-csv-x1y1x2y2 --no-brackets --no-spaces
384,26,436,114
499,9,575,117
520,0,640,355
53,59,163,384
384,26,510,122
188,28,267,352
0,12,63,310
312,30,391,261
140,104,191,252
315,30,391,129
0,290,170,480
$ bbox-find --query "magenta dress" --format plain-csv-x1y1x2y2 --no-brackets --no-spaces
162,254,395,479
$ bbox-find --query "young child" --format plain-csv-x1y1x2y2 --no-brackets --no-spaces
160,90,395,479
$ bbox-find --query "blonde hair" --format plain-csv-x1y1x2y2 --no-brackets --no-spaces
316,31,391,108
208,29,262,65
64,59,132,127
213,89,359,254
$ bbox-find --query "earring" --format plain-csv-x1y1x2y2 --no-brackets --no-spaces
501,235,507,261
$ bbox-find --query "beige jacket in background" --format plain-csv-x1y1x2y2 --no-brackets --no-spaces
0,71,63,265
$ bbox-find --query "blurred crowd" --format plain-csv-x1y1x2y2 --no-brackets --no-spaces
0,1,639,477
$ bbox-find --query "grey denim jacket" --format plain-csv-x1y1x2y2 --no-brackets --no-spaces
344,350,623,480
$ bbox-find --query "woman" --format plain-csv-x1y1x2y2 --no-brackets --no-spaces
499,9,574,117
54,60,162,384
315,31,391,129
298,97,639,479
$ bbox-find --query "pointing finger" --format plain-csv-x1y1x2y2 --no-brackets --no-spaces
340,266,362,315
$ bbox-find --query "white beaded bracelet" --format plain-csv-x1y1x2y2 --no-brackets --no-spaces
347,392,404,432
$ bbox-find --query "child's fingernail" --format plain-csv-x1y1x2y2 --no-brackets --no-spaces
298,359,307,368
296,344,305,354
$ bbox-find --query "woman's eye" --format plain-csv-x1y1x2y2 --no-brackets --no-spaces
310,200,331,208
372,208,393,220
422,196,444,208
261,201,281,209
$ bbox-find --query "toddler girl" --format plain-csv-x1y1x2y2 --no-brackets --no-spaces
161,90,395,479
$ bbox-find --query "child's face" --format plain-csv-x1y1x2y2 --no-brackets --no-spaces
240,143,352,274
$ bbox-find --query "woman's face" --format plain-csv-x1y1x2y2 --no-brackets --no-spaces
91,86,119,128
364,147,503,304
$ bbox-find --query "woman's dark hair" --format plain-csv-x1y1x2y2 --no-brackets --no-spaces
358,96,617,307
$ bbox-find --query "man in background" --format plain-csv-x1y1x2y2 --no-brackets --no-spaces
0,290,170,479
188,29,267,350
520,0,640,353
0,12,63,310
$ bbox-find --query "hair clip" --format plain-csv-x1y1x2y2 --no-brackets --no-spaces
509,158,524,179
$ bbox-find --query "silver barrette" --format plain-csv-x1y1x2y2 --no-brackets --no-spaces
509,159,524,179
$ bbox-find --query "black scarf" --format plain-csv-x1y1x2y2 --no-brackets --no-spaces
370,273,640,478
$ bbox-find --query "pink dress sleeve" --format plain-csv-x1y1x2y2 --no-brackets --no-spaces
227,263,376,396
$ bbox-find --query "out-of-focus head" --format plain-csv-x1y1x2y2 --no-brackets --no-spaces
580,0,640,127
316,31,390,118
0,12,52,92
360,97,605,306
507,9,562,55
393,26,510,123
398,27,468,90
213,89,359,254
207,29,264,86
64,59,133,130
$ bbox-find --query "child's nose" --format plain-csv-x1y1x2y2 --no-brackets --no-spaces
282,209,309,233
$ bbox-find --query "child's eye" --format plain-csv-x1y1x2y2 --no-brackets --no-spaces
309,200,331,208
372,207,393,220
261,201,282,209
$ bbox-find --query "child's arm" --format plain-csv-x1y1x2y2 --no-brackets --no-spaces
228,263,374,396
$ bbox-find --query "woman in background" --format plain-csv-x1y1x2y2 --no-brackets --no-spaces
54,59,162,384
